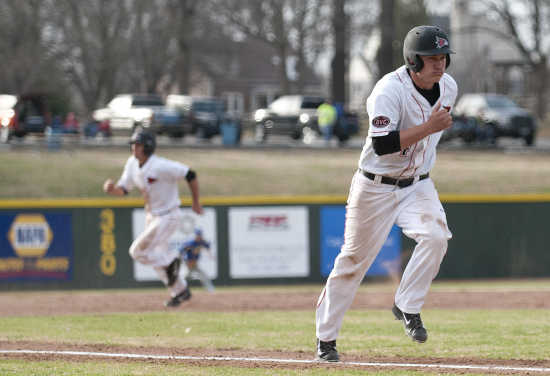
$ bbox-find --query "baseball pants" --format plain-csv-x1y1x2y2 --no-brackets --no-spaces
316,170,452,342
129,208,188,296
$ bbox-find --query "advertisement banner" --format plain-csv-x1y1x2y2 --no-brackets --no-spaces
132,208,217,281
228,206,309,278
320,206,401,277
0,212,73,281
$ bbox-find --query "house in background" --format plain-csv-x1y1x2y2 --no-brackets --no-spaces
450,0,530,101
178,37,323,117
348,1,534,114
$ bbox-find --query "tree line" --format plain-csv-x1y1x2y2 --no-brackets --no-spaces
4,1,545,121
0,0,433,117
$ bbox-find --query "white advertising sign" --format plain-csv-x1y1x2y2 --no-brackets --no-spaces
132,208,217,281
229,206,309,278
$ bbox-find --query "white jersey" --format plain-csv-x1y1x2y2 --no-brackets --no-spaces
359,65,457,178
117,154,190,215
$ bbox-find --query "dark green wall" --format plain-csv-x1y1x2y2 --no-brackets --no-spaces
1,199,548,291
439,202,550,278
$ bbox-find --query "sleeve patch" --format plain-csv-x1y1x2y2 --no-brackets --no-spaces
371,116,391,128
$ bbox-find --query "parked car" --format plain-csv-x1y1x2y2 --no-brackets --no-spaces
253,95,359,144
92,94,185,138
450,93,537,146
440,115,479,145
166,95,226,139
0,93,51,143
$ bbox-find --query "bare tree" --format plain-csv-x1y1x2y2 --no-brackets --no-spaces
291,0,330,93
129,0,178,94
376,0,396,79
480,0,549,120
0,1,58,94
168,0,200,94
212,0,329,94
331,0,348,103
45,0,132,113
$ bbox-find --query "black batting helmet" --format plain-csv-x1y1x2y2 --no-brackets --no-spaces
129,130,156,156
403,25,455,72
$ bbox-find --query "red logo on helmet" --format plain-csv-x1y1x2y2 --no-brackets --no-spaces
435,36,448,49
372,116,390,128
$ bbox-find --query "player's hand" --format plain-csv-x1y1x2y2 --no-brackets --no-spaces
427,102,452,133
103,179,115,194
192,202,203,215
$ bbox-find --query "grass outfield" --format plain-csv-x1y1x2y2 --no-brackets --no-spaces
0,361,497,376
1,281,549,375
1,310,549,375
1,148,550,199
2,310,548,359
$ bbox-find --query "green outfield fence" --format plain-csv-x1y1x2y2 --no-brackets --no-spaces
1,194,549,291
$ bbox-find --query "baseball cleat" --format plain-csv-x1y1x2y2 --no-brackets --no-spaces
164,288,192,308
392,304,428,343
164,256,181,287
315,339,339,362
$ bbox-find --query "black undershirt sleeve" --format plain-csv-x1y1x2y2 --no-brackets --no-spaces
372,131,401,155
185,169,197,182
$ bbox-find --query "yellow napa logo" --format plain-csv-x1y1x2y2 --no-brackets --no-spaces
8,214,53,258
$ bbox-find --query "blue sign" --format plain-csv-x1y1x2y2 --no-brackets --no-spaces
0,212,73,281
320,206,401,277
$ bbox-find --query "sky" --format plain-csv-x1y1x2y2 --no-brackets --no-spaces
426,0,452,14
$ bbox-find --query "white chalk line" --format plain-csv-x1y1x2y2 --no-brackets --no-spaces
1,349,550,373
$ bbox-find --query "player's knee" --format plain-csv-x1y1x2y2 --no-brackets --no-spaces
423,231,448,253
128,246,137,260
332,252,370,280
129,242,142,260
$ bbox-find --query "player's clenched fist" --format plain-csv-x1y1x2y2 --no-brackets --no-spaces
427,102,452,133
103,179,115,194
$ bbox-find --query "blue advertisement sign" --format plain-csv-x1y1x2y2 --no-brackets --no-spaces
320,206,401,277
0,212,73,281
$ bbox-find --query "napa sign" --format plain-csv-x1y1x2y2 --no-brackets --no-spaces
0,212,73,281
8,214,53,257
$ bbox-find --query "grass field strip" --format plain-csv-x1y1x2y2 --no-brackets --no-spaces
1,349,550,373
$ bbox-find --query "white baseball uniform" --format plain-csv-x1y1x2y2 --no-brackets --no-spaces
316,65,457,342
117,153,190,296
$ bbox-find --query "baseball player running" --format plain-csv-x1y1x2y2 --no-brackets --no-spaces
316,25,457,362
103,130,203,307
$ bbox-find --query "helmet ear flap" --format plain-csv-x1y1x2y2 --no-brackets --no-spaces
407,54,424,72
143,138,155,156
414,55,424,72
446,54,451,69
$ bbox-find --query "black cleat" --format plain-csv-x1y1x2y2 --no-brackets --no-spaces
316,339,339,362
164,256,181,287
164,288,192,307
392,304,428,343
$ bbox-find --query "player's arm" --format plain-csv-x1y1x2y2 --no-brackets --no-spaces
372,102,452,155
399,102,452,150
185,170,203,214
103,179,128,196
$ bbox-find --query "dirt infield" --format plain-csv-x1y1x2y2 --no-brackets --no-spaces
1,288,550,374
1,287,549,316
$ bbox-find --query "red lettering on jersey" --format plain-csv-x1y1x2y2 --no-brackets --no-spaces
147,177,157,184
372,116,390,128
